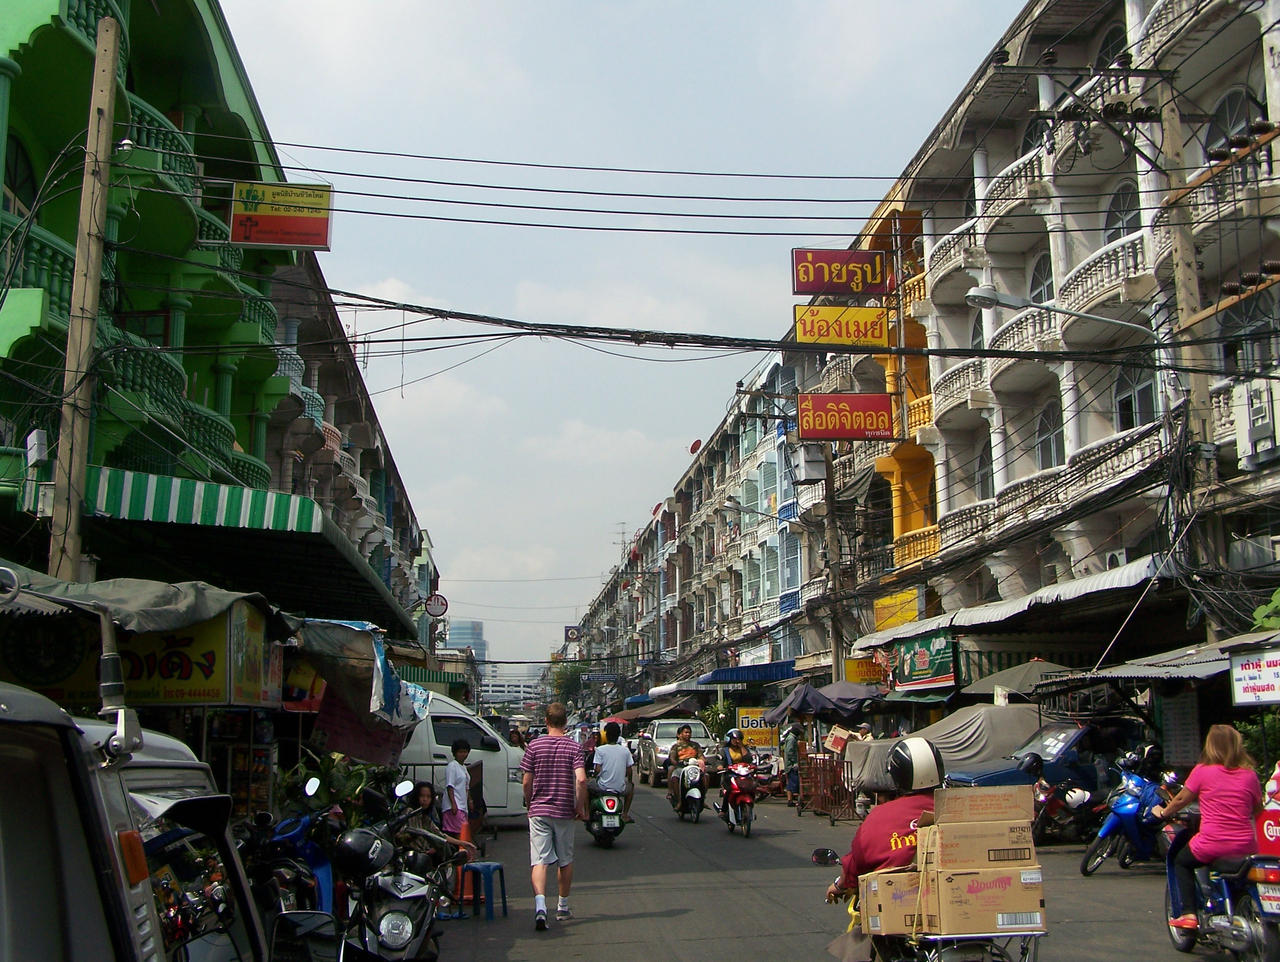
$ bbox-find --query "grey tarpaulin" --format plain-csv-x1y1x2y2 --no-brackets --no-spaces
763,681,883,725
0,557,296,638
838,704,1041,794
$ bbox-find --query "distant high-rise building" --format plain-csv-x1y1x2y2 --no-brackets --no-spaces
446,619,489,678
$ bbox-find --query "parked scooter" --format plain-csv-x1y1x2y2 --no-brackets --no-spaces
587,790,627,846
1164,813,1280,960
671,758,706,821
1081,748,1181,876
1021,752,1107,844
332,780,466,962
719,761,758,837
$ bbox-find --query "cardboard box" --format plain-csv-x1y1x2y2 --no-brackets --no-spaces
916,820,1037,869
920,865,1046,935
858,868,923,936
824,725,851,754
931,785,1035,823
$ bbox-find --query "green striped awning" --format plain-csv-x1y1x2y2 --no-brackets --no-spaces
70,466,324,533
397,665,468,686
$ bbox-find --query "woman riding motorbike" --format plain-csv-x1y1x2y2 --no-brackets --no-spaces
666,724,707,803
1153,724,1263,929
722,728,752,768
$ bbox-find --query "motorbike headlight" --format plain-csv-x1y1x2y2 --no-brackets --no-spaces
378,910,414,949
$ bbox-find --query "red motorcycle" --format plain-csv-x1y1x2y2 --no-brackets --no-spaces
718,761,758,837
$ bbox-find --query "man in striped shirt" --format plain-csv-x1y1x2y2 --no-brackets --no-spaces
520,702,587,930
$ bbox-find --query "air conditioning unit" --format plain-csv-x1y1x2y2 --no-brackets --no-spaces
1234,377,1280,470
793,443,827,484
1105,549,1128,570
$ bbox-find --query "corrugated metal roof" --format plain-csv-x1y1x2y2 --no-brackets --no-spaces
852,554,1167,652
1033,630,1280,691
0,591,80,617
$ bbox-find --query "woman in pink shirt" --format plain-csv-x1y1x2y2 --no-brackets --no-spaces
1154,724,1263,929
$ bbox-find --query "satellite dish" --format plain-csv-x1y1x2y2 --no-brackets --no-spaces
689,439,703,455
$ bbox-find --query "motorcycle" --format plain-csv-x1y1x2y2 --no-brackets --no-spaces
333,780,466,962
586,790,627,846
752,751,784,800
1165,813,1280,961
671,759,706,822
719,761,758,837
1080,750,1181,876
1032,775,1107,845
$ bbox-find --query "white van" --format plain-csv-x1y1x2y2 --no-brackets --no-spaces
400,691,527,819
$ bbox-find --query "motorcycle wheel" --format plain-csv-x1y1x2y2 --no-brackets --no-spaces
739,804,752,838
1164,887,1197,953
694,806,701,824
1081,832,1118,876
1031,810,1049,847
595,832,614,849
1237,899,1280,962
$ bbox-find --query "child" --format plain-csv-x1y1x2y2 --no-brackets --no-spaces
442,738,471,837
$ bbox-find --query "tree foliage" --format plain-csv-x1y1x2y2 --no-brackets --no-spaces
550,663,586,706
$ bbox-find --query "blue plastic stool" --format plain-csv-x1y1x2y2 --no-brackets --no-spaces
462,861,508,920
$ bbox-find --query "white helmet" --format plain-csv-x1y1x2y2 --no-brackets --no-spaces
886,737,945,793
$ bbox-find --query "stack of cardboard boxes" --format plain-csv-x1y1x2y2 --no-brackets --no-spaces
858,785,1046,937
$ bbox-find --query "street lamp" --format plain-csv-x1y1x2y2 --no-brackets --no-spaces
964,284,1163,343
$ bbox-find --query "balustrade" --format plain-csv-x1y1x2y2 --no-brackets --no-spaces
939,500,996,549
925,217,978,286
981,150,1046,228
999,466,1065,517
182,400,235,467
64,0,130,83
933,358,986,419
228,450,271,490
894,525,940,566
126,94,198,199
1065,426,1165,499
1057,230,1145,315
195,207,244,274
1210,382,1236,446
988,308,1061,381
0,211,76,321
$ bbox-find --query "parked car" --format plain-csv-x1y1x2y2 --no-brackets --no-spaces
945,718,1146,791
636,718,716,788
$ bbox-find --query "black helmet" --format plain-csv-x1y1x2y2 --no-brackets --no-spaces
887,737,945,793
1016,752,1044,780
332,827,394,878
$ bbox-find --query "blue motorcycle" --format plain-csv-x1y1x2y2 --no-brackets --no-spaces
1165,816,1280,962
1080,749,1178,876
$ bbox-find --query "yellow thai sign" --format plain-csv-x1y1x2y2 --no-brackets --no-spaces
794,305,891,348
845,657,887,685
230,182,333,250
736,707,779,749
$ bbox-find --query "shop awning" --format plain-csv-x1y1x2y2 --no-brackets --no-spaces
885,690,952,703
614,694,696,722
28,466,420,637
698,659,797,685
853,554,1167,652
623,693,654,708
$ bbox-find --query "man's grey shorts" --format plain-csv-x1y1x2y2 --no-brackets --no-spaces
528,815,576,867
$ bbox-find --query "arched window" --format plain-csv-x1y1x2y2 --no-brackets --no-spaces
1035,400,1066,470
1220,289,1279,375
1094,24,1128,71
1206,87,1268,161
1115,364,1157,430
3,134,36,217
976,437,995,500
1104,180,1140,244
970,312,985,352
1021,117,1050,157
1029,252,1055,304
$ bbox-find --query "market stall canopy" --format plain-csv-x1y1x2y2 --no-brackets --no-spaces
840,703,1041,794
698,659,797,685
613,694,697,722
962,659,1071,696
762,681,882,725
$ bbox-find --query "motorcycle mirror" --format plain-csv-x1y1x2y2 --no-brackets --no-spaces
394,779,415,798
304,776,321,797
811,848,841,866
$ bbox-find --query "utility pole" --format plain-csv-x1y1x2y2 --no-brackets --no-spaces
48,17,119,581
822,444,844,685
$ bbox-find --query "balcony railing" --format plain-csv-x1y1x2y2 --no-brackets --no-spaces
1057,230,1146,315
856,543,894,582
820,354,857,393
906,395,933,434
999,466,1065,518
1210,381,1236,446
852,438,894,474
241,291,279,345
195,207,244,275
801,576,828,604
939,500,996,549
933,358,986,420
103,334,187,424
926,217,979,287
299,385,324,426
1065,425,1165,501
901,271,928,318
65,0,130,84
981,149,1046,228
321,422,342,450
274,346,305,385
0,211,76,322
1140,0,1226,61
182,400,235,468
126,94,198,199
894,525,940,566
988,307,1061,382
228,450,271,490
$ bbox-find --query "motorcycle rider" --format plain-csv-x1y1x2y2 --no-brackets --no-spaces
722,728,752,768
666,724,706,805
824,736,944,905
590,721,635,823
1153,724,1263,929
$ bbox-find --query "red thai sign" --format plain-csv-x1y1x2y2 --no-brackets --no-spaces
797,393,894,440
792,249,895,296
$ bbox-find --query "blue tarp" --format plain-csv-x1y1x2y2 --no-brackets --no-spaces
698,659,797,685
623,693,654,707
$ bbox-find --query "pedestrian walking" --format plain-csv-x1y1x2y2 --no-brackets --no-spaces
782,722,803,807
442,739,471,837
519,701,587,930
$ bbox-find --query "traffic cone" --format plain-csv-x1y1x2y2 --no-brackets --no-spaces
455,816,478,906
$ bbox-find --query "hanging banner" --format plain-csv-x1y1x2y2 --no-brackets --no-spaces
797,393,894,440
230,182,333,250
1230,650,1280,705
894,633,954,691
794,305,891,348
792,249,894,295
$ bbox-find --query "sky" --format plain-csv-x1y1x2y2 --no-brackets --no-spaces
216,1,1026,665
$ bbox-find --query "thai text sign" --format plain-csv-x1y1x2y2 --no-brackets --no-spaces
794,305,891,348
894,633,955,691
792,248,894,295
1231,650,1280,705
736,707,779,750
845,657,887,685
230,182,333,250
797,393,893,440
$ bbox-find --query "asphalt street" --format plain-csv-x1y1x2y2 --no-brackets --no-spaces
442,782,1230,962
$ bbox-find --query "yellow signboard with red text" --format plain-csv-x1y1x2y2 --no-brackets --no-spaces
736,707,779,750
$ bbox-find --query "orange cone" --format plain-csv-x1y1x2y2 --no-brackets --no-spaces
455,817,478,905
